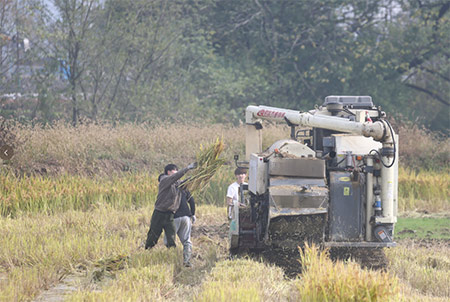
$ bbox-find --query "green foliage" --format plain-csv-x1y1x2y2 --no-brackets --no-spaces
208,0,448,131
0,0,448,131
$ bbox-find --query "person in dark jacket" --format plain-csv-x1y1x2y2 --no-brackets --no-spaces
145,162,197,250
164,188,196,267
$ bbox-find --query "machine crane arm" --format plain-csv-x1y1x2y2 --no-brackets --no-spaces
246,105,392,143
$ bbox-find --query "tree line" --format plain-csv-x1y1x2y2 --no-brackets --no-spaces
0,0,448,131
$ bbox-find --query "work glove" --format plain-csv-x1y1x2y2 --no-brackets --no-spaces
191,215,196,224
187,162,198,170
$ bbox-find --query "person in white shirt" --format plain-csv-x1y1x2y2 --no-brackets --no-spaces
226,167,247,218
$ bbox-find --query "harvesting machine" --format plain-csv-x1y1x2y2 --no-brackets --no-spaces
229,96,398,258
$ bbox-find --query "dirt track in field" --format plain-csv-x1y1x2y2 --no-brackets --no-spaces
191,220,390,278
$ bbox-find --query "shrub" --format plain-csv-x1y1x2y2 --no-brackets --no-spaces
393,119,449,172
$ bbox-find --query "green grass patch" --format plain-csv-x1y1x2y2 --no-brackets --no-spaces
396,217,450,240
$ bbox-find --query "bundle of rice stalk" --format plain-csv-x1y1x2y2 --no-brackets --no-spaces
181,138,226,192
94,254,130,272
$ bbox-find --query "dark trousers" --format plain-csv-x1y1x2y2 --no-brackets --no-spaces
145,209,176,249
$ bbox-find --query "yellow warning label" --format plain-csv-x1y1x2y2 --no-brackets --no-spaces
343,187,350,196
339,177,351,182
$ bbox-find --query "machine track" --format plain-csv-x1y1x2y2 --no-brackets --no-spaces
268,214,326,250
329,247,388,271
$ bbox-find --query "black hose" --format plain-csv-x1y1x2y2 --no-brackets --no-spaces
385,120,396,168
332,156,346,167
369,120,396,168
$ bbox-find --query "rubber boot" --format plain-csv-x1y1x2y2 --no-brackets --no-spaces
183,245,192,267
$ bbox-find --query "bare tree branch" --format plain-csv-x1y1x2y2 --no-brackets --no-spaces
403,82,449,106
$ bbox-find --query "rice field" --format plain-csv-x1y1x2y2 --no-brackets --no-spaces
0,122,448,301
0,204,448,302
0,166,447,218
398,167,450,212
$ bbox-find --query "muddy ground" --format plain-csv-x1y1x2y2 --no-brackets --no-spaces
193,220,390,278
192,220,447,279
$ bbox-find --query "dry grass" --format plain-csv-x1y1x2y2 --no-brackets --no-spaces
195,259,291,302
3,121,287,176
0,167,238,217
0,205,227,301
0,205,148,301
394,120,449,172
67,252,182,301
1,121,447,214
0,120,447,177
385,240,450,299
